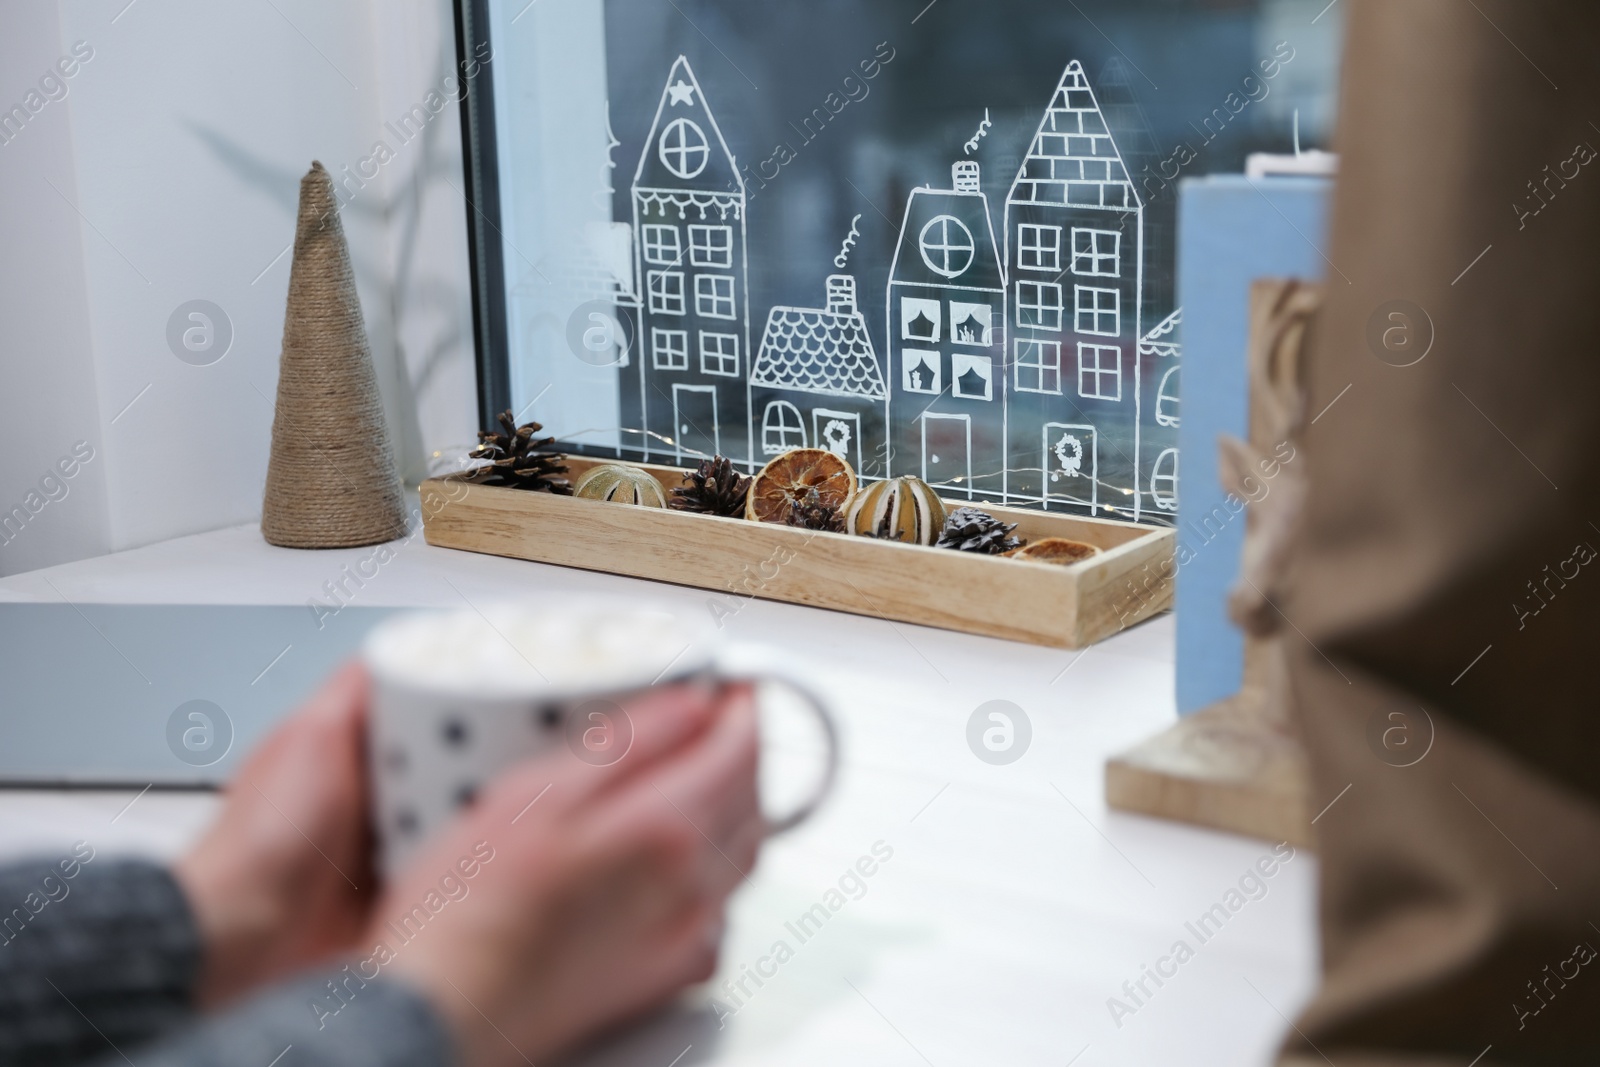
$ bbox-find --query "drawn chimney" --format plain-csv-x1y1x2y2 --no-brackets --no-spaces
826,274,857,316
952,159,981,193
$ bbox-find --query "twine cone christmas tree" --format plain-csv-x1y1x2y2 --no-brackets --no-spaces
261,161,408,548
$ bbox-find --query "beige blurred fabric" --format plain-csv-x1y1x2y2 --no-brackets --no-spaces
1278,2,1600,1065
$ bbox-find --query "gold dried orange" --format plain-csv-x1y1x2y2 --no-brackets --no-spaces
1006,537,1101,566
745,448,858,525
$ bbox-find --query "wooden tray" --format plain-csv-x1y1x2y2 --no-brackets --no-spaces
420,457,1174,649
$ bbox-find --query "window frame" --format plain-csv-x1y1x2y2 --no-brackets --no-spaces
1013,338,1062,394
1016,281,1064,332
1077,342,1122,401
651,327,689,370
642,224,682,267
699,330,740,377
688,224,734,269
1071,227,1121,277
647,270,686,315
761,400,806,454
694,273,737,320
1074,285,1120,337
1017,224,1062,272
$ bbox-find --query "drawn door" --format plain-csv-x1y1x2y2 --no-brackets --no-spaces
672,384,719,464
812,409,861,472
1043,423,1097,514
921,413,972,498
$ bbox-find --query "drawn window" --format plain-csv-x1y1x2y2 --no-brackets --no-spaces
1017,224,1062,272
1016,282,1064,331
651,328,688,370
919,215,976,278
901,298,941,342
1014,339,1062,394
642,225,681,266
951,354,994,401
648,270,685,315
949,302,992,346
1156,366,1180,428
699,331,740,376
658,117,709,179
1072,228,1121,276
1075,286,1120,336
762,401,806,454
695,274,736,319
902,349,941,394
1078,343,1122,401
688,225,734,268
1151,448,1179,511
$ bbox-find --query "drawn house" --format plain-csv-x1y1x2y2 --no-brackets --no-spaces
749,275,887,475
1141,307,1181,515
1003,61,1146,519
631,56,752,468
886,160,1008,500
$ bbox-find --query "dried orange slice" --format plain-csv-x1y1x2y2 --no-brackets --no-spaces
745,448,858,525
1006,537,1101,566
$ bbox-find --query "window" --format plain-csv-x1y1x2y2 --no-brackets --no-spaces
651,328,688,370
1014,339,1062,394
658,117,709,179
1072,228,1121,277
902,349,941,394
1151,448,1179,512
1075,286,1120,336
695,274,736,319
919,215,976,278
1016,282,1063,331
951,354,994,401
688,225,734,268
762,401,806,454
648,270,685,315
699,331,740,376
901,298,941,341
1156,366,1180,427
1017,224,1062,272
950,302,992,346
642,225,681,266
1078,343,1122,401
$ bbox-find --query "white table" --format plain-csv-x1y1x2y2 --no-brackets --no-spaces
0,521,1318,1067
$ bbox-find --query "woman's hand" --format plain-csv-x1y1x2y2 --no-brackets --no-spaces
374,682,761,1067
173,663,377,1007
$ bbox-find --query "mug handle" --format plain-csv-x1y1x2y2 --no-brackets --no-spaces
712,643,839,835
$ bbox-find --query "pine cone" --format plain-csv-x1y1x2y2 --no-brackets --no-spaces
464,410,572,494
785,488,845,533
936,507,1024,554
670,455,750,517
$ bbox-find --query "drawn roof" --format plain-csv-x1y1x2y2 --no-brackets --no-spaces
1008,60,1141,212
888,167,1005,292
1139,307,1181,358
751,293,886,400
633,56,743,197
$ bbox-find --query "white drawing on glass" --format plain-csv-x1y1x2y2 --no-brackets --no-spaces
1054,432,1084,476
1044,422,1098,515
813,409,862,469
964,108,992,155
951,354,994,401
919,215,976,278
631,56,752,467
888,158,1006,500
1156,365,1180,428
921,412,973,494
901,298,941,342
1078,343,1122,401
750,273,887,473
950,302,993,346
659,118,710,179
1140,308,1182,359
761,400,806,454
834,214,862,269
902,350,941,394
1005,59,1167,517
1151,447,1178,511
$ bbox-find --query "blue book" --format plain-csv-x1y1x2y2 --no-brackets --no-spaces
1175,175,1331,715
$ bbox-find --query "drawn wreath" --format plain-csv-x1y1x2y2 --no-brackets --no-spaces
822,419,853,456
1053,432,1084,477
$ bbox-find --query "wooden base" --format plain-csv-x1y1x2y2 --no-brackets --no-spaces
1105,649,1314,848
420,458,1174,650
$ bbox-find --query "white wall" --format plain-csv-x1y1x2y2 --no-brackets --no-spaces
0,0,478,576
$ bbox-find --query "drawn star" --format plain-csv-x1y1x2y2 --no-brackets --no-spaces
667,79,695,106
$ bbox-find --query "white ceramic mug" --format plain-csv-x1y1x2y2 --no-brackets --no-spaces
363,600,839,875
